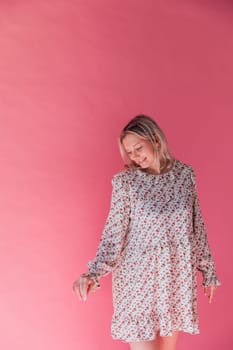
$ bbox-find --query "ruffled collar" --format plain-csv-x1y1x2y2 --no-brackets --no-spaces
134,159,179,182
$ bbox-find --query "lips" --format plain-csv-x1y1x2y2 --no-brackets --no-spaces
138,158,146,165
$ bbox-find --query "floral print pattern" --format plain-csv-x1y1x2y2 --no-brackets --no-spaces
87,159,220,342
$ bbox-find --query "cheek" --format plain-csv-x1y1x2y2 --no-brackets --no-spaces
145,147,154,159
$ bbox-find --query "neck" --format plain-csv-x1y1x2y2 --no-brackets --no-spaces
147,159,161,174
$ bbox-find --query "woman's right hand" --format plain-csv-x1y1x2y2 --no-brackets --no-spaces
72,275,95,301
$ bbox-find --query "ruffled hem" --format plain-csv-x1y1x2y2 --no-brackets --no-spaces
111,326,200,343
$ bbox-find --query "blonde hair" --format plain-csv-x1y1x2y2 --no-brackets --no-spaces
119,115,175,172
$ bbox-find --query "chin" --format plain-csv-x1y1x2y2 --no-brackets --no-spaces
140,163,149,169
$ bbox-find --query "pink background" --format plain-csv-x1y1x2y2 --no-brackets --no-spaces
0,1,232,349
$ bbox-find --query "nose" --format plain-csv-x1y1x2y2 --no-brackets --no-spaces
130,150,141,161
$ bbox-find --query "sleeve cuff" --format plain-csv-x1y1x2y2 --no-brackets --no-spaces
202,275,221,287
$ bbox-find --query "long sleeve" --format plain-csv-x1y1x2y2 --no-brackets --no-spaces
191,168,221,287
86,172,131,287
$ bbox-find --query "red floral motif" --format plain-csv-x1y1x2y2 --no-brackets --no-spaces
87,159,220,342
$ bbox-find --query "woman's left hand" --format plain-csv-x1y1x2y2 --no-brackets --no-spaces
204,285,218,304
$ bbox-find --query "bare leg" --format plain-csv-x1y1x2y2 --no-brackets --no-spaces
155,331,179,350
129,331,179,350
129,340,157,350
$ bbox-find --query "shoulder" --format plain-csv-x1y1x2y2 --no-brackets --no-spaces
112,167,133,182
175,159,196,186
111,167,136,188
175,158,192,171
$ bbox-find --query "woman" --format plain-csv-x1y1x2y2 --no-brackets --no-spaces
72,115,220,350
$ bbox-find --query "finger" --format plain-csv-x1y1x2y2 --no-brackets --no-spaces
72,280,82,300
209,289,213,303
80,277,88,301
203,286,211,302
209,286,216,304
87,279,95,294
72,280,81,300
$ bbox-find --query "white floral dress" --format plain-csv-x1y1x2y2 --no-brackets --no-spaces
86,159,220,342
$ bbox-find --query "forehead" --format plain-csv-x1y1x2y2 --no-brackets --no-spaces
122,133,147,149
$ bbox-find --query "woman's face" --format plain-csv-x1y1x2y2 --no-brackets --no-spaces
122,133,158,170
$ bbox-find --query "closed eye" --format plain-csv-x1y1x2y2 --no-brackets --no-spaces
126,145,143,155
